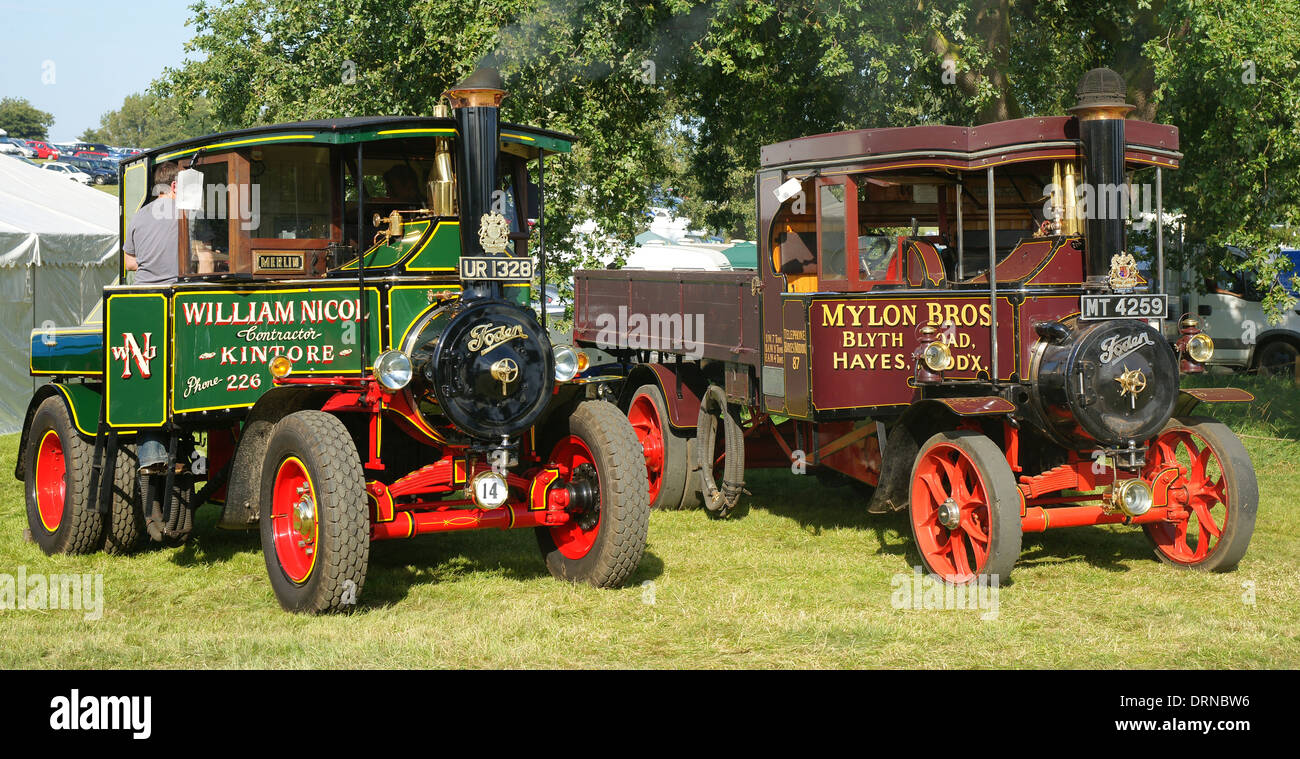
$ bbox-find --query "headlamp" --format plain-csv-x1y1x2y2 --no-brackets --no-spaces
373,350,413,391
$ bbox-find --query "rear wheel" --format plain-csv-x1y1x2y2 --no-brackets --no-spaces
23,397,103,555
536,401,649,587
1141,417,1256,571
259,411,369,613
105,442,147,555
626,383,690,510
908,431,1022,584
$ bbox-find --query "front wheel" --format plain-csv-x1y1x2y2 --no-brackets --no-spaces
1141,417,1257,571
908,431,1022,584
1254,339,1299,378
259,411,369,613
536,401,650,588
23,397,104,555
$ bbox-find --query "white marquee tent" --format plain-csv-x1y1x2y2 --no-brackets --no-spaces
0,157,119,434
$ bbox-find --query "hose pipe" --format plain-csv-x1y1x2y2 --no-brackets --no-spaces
695,384,746,516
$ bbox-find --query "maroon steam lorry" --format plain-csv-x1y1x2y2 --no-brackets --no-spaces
19,68,649,612
574,69,1258,583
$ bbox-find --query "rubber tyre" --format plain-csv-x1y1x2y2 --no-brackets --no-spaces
535,400,649,588
259,411,369,613
908,430,1022,584
627,383,690,510
680,436,704,509
1141,416,1257,571
23,396,104,555
104,442,147,555
1253,338,1299,378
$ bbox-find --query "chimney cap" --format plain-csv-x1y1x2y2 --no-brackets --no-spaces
444,66,508,109
1069,67,1133,112
453,66,504,92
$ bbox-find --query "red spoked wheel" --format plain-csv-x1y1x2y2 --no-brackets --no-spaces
627,395,666,506
547,436,601,560
1141,416,1257,571
23,396,103,555
34,430,66,533
271,456,318,584
909,431,1021,584
626,383,691,510
536,400,649,587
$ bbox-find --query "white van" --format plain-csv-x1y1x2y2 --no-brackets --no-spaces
1164,246,1300,375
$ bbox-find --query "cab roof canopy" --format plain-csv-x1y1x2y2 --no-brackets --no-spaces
125,115,576,167
760,115,1180,173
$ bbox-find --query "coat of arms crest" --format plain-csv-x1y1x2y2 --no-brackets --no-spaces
1108,252,1139,291
479,212,510,254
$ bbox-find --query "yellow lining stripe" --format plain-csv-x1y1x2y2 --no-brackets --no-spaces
50,385,96,437
277,456,320,583
376,128,456,136
402,220,461,271
169,287,381,414
35,430,63,532
158,134,317,161
29,327,105,376
105,293,168,428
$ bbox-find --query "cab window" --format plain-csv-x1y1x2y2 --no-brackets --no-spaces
818,183,848,281
245,145,333,241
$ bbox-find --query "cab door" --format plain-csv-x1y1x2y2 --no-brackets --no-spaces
782,297,810,418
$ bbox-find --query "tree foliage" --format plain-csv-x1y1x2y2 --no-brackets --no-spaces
0,97,56,141
153,0,1300,307
80,93,219,148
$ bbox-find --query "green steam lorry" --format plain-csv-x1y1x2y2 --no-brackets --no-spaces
18,68,649,613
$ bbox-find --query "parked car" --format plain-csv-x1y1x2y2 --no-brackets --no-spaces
73,150,110,159
0,138,35,157
63,156,118,184
23,140,61,159
3,138,38,158
531,283,567,319
41,162,93,184
1165,245,1300,376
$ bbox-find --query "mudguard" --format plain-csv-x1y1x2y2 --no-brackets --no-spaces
14,382,106,480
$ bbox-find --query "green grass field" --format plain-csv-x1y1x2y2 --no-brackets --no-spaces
1,375,1297,669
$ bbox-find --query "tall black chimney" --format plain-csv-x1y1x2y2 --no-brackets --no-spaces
1068,67,1135,288
445,66,507,301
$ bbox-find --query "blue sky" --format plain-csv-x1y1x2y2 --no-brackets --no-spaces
0,0,196,141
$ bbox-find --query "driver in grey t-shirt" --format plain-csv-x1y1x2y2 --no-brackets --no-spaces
124,162,214,283
124,162,181,284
